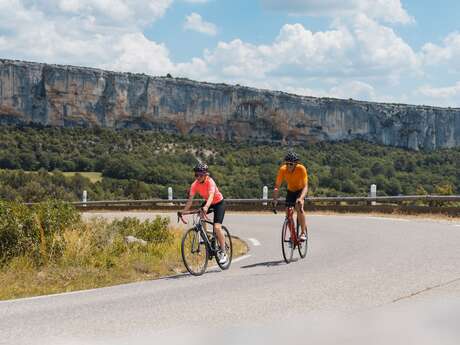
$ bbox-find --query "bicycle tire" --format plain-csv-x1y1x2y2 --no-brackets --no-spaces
281,219,294,263
216,226,233,270
297,221,308,259
181,228,208,276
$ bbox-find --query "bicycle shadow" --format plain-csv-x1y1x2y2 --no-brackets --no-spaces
162,268,222,280
240,259,298,269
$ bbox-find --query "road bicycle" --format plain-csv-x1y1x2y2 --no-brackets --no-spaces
177,209,233,276
273,202,308,263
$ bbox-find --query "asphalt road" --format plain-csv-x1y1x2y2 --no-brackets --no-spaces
1,213,460,345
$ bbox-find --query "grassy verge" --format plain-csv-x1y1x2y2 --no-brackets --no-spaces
61,171,103,183
1,169,103,183
0,202,248,300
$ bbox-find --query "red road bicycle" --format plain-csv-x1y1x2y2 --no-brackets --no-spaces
274,202,308,263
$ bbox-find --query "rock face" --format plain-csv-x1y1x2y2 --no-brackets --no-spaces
1,58,459,150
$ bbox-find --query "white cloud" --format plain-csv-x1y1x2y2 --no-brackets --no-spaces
101,33,175,75
421,32,460,71
195,18,419,86
183,0,209,3
184,12,217,36
347,15,420,78
0,0,174,68
261,0,414,24
417,83,460,107
329,80,376,100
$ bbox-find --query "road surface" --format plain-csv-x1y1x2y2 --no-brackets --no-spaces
1,213,460,344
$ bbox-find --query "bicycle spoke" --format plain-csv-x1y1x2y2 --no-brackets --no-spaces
281,219,294,263
181,229,208,276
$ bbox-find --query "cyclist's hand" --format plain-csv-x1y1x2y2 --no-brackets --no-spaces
199,207,208,220
202,205,209,214
177,211,187,224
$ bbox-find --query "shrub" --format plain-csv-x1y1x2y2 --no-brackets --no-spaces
110,216,172,245
0,201,39,263
0,201,80,265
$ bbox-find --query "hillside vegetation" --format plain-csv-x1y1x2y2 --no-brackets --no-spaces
0,125,458,202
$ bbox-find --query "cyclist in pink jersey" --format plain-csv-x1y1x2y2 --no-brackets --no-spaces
182,163,227,264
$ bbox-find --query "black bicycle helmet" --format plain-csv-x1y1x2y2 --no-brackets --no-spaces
284,151,299,163
193,162,208,173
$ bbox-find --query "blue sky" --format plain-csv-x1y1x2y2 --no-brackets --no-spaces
1,0,460,106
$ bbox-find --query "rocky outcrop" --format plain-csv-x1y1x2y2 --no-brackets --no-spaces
1,58,459,150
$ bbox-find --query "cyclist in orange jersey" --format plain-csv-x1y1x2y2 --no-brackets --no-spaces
272,151,308,241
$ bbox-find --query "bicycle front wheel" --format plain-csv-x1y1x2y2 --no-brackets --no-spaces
281,219,294,263
297,221,308,259
181,228,208,276
216,226,233,270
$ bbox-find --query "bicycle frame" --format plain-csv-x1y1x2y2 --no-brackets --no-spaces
179,211,219,257
285,206,301,248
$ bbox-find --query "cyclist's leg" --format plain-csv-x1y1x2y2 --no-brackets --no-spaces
211,200,226,250
295,200,307,235
292,190,306,235
200,201,209,232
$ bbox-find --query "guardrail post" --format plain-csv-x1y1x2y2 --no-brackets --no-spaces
82,190,87,207
370,184,376,205
168,187,173,201
262,186,268,205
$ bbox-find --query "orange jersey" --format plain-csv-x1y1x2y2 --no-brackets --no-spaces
275,164,308,192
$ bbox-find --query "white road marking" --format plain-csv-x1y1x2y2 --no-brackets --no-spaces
366,216,410,222
0,285,108,304
248,238,261,246
454,224,460,227
232,254,252,264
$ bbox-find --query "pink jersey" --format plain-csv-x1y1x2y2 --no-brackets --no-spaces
190,177,224,205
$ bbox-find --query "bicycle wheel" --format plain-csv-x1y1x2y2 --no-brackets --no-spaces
215,226,233,270
281,219,294,263
297,221,308,259
181,228,208,276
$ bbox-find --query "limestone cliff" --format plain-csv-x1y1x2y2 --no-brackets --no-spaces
1,59,459,150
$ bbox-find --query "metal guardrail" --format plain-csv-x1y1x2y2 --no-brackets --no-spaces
36,195,460,208
23,195,460,215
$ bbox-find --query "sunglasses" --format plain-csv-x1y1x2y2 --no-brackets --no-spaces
286,162,297,166
194,172,206,177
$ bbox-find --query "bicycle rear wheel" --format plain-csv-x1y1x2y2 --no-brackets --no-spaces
297,221,308,259
281,219,294,263
216,226,233,270
181,228,208,276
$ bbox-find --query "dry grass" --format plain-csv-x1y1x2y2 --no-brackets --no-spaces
61,171,103,183
0,220,248,300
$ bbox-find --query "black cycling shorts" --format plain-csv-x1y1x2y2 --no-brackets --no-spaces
201,199,225,224
286,189,302,207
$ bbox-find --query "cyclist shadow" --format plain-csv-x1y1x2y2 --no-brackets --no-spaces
163,268,222,280
240,259,298,269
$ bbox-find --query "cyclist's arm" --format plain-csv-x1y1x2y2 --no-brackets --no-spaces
273,168,284,202
183,194,194,211
297,168,309,201
299,184,308,201
203,191,214,211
